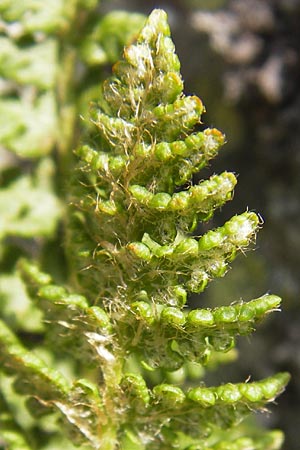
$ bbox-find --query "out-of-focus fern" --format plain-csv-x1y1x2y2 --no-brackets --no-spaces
0,0,145,329
0,6,289,450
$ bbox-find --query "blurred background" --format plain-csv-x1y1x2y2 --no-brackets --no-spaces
102,1,300,448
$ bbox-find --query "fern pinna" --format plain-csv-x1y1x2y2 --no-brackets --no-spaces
0,9,289,450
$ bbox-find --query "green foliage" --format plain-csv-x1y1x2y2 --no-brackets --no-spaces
0,159,61,241
0,5,289,450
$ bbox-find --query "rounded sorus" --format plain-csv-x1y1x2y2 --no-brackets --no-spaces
186,309,214,327
153,384,185,407
129,185,153,204
185,131,205,150
198,230,223,252
154,142,172,161
252,294,281,316
109,156,126,174
76,144,99,168
148,192,171,209
259,373,290,399
216,383,242,404
209,260,227,278
168,191,190,210
187,387,216,407
238,303,255,322
96,199,117,215
213,306,237,324
127,242,151,261
187,270,209,293
38,285,67,301
239,382,264,402
208,128,224,146
189,184,206,204
174,238,198,257
170,285,187,307
89,306,112,329
66,294,90,309
170,140,189,156
160,307,185,327
131,301,154,325
225,213,259,245
133,142,150,158
160,71,183,103
121,373,150,406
